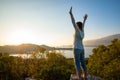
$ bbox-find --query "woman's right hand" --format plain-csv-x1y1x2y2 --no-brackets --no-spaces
83,14,88,20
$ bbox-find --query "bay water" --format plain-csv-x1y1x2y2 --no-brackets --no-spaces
60,47,95,58
10,47,95,58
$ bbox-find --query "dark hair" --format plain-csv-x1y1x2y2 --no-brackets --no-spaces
76,22,83,31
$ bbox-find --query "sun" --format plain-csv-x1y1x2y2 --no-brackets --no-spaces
9,29,35,45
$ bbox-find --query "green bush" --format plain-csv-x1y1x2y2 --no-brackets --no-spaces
87,39,120,80
38,51,74,80
0,50,74,80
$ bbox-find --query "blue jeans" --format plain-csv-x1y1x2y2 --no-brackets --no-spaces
73,49,87,71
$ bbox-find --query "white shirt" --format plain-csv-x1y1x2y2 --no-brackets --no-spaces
73,29,84,49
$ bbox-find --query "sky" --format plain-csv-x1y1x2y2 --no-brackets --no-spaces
0,0,120,46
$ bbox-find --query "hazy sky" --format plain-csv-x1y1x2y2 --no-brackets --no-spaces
0,0,120,46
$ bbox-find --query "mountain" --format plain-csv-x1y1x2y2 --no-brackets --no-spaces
84,34,120,47
58,34,120,47
0,44,53,54
40,45,54,50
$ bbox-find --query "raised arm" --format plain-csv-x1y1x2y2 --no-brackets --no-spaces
83,14,88,28
69,7,76,29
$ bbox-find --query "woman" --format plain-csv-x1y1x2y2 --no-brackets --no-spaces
69,7,88,80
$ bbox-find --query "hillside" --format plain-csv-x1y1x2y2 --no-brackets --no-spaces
59,34,120,47
0,44,53,54
84,34,120,47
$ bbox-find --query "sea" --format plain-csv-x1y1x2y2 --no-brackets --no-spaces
10,47,96,58
60,47,95,58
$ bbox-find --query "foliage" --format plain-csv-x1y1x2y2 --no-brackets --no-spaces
0,49,74,80
38,51,74,80
87,39,120,80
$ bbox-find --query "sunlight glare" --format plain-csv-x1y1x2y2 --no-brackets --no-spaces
9,29,35,45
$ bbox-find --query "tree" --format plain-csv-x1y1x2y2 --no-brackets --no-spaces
0,49,75,80
38,51,73,80
87,39,120,80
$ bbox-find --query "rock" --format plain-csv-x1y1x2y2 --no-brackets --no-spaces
70,73,102,80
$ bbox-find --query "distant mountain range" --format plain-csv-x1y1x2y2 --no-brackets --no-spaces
0,44,54,54
84,34,120,47
58,34,120,47
0,34,120,54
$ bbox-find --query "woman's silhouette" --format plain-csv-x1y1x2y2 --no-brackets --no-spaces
69,7,88,80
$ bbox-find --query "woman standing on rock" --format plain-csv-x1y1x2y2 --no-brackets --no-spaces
69,7,88,80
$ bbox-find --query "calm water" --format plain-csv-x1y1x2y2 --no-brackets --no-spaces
10,47,95,58
60,47,95,58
